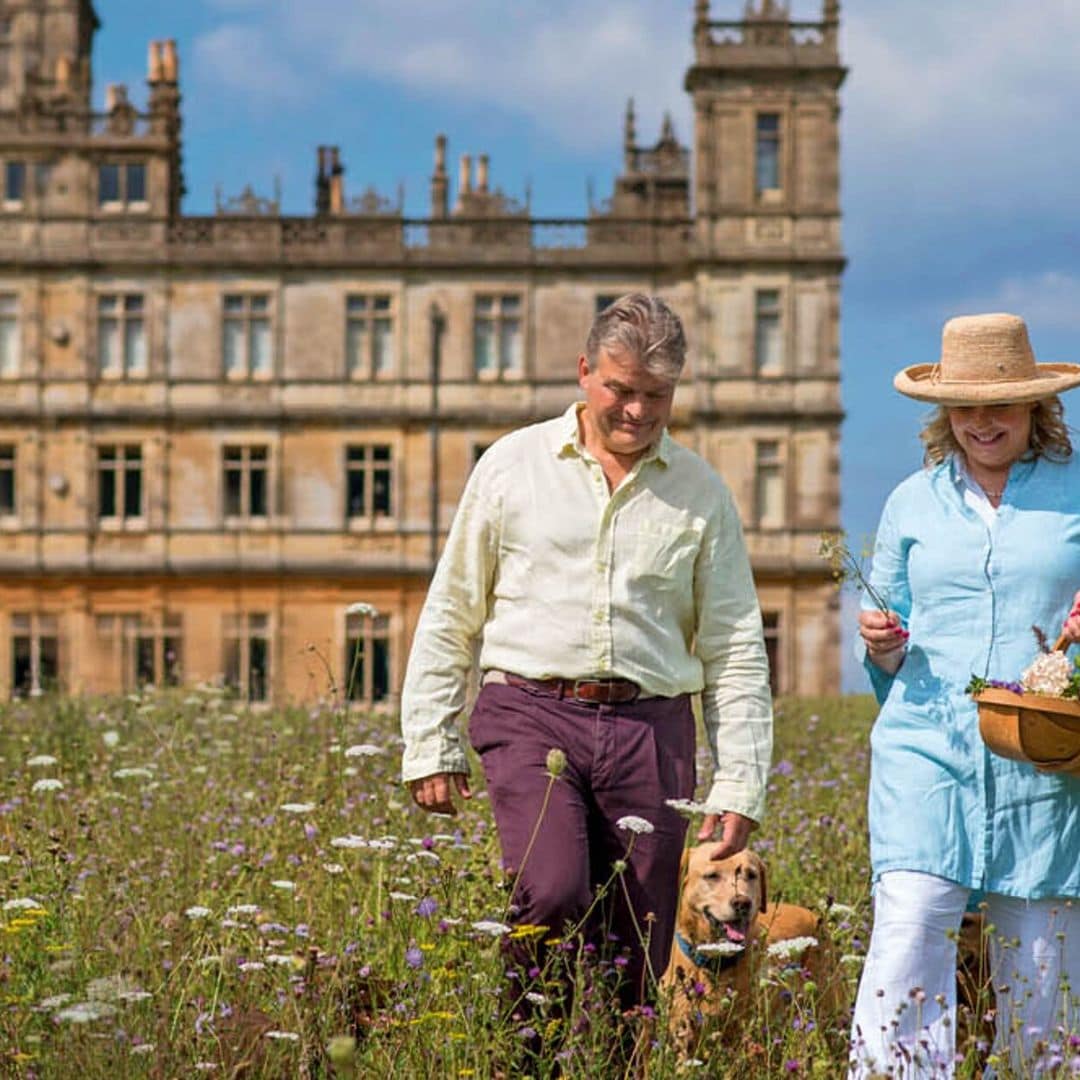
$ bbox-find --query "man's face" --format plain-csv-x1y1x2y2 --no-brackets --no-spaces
577,347,677,460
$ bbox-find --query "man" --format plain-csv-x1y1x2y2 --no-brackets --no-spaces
400,293,773,1009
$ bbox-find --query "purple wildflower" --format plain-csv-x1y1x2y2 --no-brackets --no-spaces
404,946,423,970
414,896,438,918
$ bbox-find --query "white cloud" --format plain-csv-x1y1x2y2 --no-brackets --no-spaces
191,22,307,111
843,0,1080,209
958,272,1080,334
193,0,693,150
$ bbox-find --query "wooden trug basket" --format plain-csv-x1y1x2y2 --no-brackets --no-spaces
975,687,1080,776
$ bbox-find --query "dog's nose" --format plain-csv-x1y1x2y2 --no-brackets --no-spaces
731,895,753,916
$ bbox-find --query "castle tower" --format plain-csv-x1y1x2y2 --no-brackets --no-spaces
687,0,843,231
0,0,99,113
686,0,846,694
0,1,183,218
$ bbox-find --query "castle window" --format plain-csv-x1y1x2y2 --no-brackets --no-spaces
11,613,60,698
4,161,25,206
223,613,270,703
223,445,269,520
97,444,143,523
754,289,783,375
97,294,146,377
344,609,391,704
222,294,272,378
0,444,14,516
98,162,148,208
0,294,19,376
474,294,523,377
754,440,784,528
345,294,394,378
96,612,183,691
762,611,780,695
755,114,781,194
346,444,393,520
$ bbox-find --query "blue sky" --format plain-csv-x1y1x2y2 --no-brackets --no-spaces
91,0,1080,688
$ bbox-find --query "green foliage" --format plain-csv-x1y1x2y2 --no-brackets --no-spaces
0,692,1070,1077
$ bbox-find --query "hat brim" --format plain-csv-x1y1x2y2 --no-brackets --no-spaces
893,362,1080,405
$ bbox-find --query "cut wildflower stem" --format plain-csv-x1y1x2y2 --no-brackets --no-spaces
818,531,891,617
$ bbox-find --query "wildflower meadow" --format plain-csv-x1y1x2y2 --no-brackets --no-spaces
0,691,1076,1078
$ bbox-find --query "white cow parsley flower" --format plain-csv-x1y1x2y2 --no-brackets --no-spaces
616,815,655,835
1020,651,1073,696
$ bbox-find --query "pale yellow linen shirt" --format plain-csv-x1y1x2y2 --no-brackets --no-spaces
400,402,773,821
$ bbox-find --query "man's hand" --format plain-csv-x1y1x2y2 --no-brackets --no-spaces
698,811,754,861
408,772,472,816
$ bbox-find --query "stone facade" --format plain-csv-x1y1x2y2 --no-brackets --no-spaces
0,0,845,704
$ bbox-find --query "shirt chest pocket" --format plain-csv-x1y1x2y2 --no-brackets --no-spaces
624,519,702,593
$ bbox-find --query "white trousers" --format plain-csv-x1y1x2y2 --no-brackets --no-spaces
849,870,1080,1079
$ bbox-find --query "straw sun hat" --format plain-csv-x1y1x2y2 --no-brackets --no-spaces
893,312,1080,406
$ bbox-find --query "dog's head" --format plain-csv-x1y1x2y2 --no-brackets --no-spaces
676,846,768,949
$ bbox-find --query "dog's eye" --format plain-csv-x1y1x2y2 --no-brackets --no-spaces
703,871,720,881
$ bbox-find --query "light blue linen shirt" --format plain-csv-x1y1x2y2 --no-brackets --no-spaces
863,452,1080,899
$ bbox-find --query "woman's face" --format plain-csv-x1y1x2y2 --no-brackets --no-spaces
947,402,1035,474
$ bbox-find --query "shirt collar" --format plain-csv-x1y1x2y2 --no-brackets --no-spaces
951,455,983,497
554,400,671,467
949,452,1036,497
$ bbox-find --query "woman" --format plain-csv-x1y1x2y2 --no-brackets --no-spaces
851,313,1080,1078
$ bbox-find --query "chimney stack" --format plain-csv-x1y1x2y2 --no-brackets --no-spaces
161,40,179,83
329,147,345,214
459,154,473,198
105,83,127,111
430,134,448,218
315,145,331,215
476,154,490,194
148,41,163,83
55,55,72,90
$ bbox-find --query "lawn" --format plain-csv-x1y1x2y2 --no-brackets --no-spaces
0,692,1072,1077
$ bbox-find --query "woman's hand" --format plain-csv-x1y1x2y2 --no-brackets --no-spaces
1062,591,1080,645
859,608,909,673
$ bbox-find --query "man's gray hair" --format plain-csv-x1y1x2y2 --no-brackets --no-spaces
586,293,687,380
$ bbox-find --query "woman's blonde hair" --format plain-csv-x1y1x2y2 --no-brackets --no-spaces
920,396,1073,464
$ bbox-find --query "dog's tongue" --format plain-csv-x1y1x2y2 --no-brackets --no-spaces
724,924,746,944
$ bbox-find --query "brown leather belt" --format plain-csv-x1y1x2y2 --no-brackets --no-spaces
483,669,648,704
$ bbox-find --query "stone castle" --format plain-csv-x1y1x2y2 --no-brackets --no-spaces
0,0,845,704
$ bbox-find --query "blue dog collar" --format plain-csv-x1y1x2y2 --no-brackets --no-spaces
674,930,746,973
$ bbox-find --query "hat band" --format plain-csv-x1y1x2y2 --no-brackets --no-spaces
929,364,1043,385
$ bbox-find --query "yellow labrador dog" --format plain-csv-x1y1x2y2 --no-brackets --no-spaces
659,846,843,1054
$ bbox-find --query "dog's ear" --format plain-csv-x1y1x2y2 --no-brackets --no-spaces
678,845,691,887
752,851,767,912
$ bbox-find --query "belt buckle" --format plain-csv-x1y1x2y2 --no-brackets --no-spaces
571,678,639,705
570,678,599,704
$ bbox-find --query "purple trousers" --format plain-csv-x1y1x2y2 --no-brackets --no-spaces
468,682,695,1008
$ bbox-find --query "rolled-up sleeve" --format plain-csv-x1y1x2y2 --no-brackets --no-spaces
694,486,774,823
400,468,500,784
